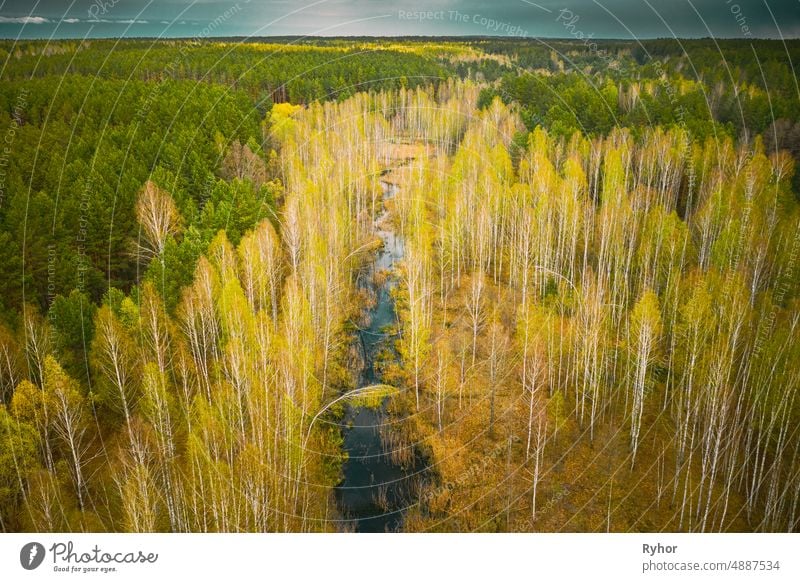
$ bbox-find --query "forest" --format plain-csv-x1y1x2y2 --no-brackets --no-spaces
0,37,799,533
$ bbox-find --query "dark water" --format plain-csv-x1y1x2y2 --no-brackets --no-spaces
335,181,426,533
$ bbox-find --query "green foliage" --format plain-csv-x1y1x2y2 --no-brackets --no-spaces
0,405,40,530
199,179,278,246
143,228,206,313
48,291,96,382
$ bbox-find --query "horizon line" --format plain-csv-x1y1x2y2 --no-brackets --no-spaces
1,34,798,41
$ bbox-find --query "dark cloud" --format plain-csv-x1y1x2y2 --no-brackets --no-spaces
0,0,797,38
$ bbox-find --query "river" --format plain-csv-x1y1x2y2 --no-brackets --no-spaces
335,178,428,532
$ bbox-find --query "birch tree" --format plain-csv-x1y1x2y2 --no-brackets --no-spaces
629,290,662,469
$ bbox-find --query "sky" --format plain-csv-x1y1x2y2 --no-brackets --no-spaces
0,0,798,40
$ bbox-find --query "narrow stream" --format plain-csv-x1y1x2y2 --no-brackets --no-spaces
335,179,426,532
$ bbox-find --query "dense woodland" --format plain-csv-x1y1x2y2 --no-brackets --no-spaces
0,37,799,532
